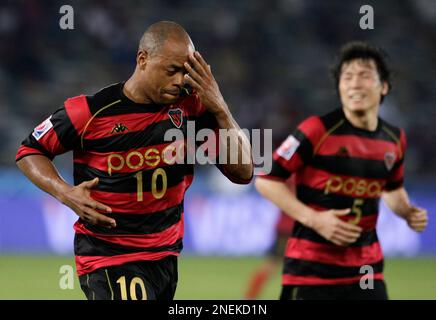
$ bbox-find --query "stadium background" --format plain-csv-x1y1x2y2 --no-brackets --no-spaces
1,0,435,299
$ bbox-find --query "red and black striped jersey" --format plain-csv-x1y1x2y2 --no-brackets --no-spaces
16,82,245,276
262,108,406,286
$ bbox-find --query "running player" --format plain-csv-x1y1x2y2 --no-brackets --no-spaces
255,41,428,300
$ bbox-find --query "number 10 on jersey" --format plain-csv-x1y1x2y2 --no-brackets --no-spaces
134,168,168,201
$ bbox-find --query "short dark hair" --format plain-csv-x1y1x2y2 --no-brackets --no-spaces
332,41,392,102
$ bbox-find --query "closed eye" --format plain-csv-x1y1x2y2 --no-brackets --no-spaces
167,64,185,75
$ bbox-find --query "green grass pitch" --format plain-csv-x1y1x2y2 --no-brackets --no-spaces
0,255,435,299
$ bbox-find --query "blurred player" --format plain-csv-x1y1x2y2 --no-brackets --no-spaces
244,179,295,300
256,42,428,300
16,21,253,300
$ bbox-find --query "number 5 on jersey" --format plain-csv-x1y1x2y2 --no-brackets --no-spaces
349,198,364,225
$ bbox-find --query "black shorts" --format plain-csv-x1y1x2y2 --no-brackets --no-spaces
280,280,388,300
79,256,178,300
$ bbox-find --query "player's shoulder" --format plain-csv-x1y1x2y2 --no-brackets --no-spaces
64,82,122,114
379,116,405,141
297,115,322,132
318,108,347,130
84,82,124,114
297,108,341,134
298,108,343,128
62,82,123,132
293,108,346,146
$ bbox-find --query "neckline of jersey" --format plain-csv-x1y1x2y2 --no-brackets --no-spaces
339,107,382,135
118,82,165,109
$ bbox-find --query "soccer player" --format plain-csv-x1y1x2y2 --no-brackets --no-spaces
16,21,253,300
255,42,428,300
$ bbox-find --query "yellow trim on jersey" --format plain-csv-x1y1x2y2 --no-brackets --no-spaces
105,269,115,300
291,286,299,300
313,119,345,154
381,125,403,159
86,274,96,300
80,99,122,149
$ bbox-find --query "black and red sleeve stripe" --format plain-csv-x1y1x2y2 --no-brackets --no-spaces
16,95,92,162
261,116,325,180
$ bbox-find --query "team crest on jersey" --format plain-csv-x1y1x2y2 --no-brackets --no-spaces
384,152,396,171
168,108,183,128
32,116,53,141
277,135,300,160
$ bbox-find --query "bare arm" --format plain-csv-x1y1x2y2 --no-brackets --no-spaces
184,51,253,182
255,177,363,246
382,187,428,232
16,155,116,228
212,108,253,182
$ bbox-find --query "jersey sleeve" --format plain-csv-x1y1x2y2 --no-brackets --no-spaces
260,116,325,181
384,128,407,191
16,95,92,162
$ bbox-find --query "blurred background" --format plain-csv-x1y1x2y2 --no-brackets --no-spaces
1,0,435,299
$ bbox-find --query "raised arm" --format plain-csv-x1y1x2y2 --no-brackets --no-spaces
183,51,253,183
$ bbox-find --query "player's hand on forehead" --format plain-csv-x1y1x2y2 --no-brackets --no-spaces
190,51,210,72
182,50,227,115
183,51,212,87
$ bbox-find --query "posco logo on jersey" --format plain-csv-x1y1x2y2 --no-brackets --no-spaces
107,142,185,175
324,176,385,198
106,120,274,176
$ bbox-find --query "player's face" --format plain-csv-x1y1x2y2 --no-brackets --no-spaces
339,59,388,114
142,38,195,105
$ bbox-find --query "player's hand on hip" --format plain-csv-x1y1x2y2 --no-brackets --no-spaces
183,51,228,115
60,177,116,228
406,206,428,232
311,208,363,246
